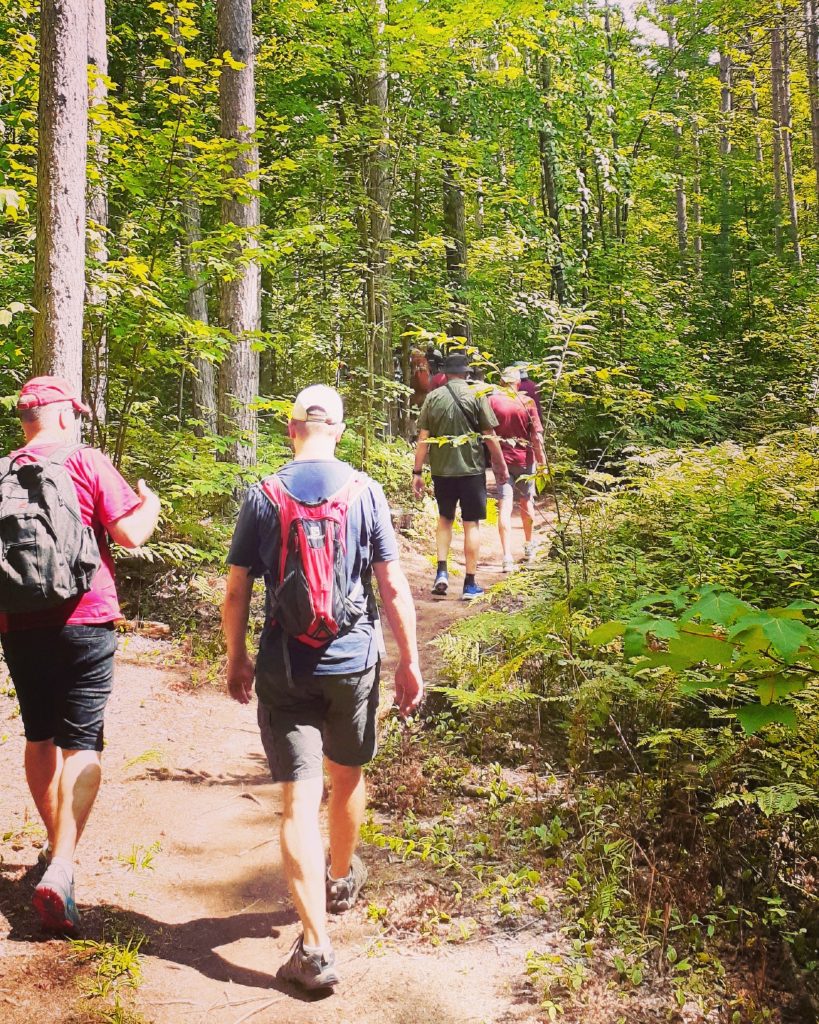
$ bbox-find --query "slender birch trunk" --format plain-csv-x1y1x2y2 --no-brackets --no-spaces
33,0,88,391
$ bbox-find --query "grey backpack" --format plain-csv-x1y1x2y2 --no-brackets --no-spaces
0,444,101,613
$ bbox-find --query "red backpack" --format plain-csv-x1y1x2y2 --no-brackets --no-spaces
260,472,371,648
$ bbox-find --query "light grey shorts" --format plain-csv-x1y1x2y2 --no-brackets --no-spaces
257,662,380,783
499,467,535,505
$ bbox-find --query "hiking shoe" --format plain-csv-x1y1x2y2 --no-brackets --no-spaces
431,570,449,596
33,861,80,933
461,581,484,601
501,556,515,573
277,935,339,991
327,854,367,914
523,542,538,566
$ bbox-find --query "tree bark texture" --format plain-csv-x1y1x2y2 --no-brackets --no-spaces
806,0,819,219
441,95,470,342
33,0,88,391
216,0,260,467
84,0,108,440
771,29,785,259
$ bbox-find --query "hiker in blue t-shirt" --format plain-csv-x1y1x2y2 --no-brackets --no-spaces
223,384,423,992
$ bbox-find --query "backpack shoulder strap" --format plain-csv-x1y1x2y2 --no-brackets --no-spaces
445,382,479,434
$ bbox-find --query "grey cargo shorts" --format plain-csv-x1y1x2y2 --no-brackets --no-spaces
257,662,381,783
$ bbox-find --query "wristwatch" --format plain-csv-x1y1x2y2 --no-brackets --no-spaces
412,469,423,476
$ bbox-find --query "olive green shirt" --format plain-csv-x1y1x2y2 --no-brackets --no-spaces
417,379,498,477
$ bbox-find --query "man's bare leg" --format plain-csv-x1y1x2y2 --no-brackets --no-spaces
519,497,535,543
463,520,481,575
498,491,514,560
51,750,102,863
436,515,454,564
326,760,365,880
280,776,329,950
24,740,61,848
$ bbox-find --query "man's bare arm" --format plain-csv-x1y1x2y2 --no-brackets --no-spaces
107,481,161,548
222,565,256,704
373,559,424,717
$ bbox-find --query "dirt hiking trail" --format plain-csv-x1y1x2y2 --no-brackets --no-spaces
0,510,559,1024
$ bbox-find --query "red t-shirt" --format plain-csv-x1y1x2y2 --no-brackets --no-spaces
429,372,447,391
0,443,141,631
489,390,542,470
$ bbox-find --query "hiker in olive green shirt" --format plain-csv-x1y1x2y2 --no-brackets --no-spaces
412,353,508,600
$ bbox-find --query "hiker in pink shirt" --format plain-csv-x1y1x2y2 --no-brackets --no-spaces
489,367,546,570
0,376,160,933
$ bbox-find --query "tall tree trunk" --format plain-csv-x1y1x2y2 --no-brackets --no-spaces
33,0,87,391
603,0,621,242
772,19,803,264
771,30,785,258
717,52,732,278
666,20,688,255
692,126,703,273
171,9,216,435
538,56,568,304
365,0,392,399
84,0,107,443
806,0,819,219
441,94,469,342
216,0,260,467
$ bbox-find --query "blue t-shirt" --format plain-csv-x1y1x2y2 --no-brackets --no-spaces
227,460,398,697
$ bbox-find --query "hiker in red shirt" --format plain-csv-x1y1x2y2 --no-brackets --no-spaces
489,367,546,570
0,377,160,933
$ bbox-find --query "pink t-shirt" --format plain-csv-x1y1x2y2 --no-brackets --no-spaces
0,443,140,631
489,391,542,471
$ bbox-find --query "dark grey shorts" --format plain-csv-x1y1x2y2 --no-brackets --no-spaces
257,662,380,783
1,624,118,751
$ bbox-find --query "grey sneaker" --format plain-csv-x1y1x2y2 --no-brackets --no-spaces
326,854,367,914
33,861,80,933
277,935,339,991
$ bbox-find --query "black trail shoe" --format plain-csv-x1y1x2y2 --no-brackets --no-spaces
327,854,368,914
277,936,339,991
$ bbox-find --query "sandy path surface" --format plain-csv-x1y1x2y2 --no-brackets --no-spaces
0,506,556,1024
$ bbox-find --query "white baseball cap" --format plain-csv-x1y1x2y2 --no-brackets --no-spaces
500,366,521,385
291,384,344,425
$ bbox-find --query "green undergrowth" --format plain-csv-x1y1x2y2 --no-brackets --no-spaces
367,429,819,1022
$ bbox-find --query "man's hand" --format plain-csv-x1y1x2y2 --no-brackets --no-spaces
226,653,255,704
136,478,159,507
394,658,424,718
412,473,425,500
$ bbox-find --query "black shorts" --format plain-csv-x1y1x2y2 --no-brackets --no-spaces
432,473,487,522
1,624,118,751
257,662,380,783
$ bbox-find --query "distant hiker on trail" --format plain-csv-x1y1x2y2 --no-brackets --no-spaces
515,361,544,422
0,376,160,934
489,367,546,571
412,352,508,600
223,384,423,993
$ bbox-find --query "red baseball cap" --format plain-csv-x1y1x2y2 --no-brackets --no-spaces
17,376,92,417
